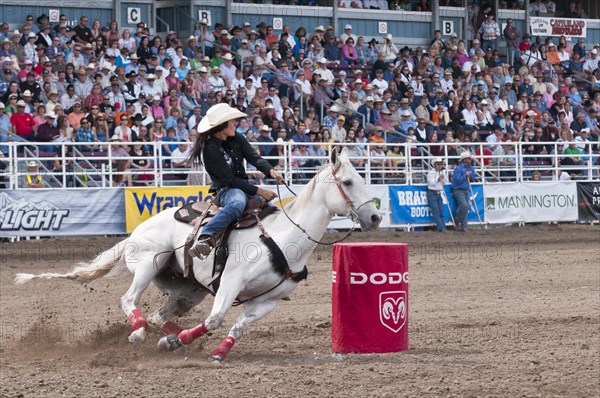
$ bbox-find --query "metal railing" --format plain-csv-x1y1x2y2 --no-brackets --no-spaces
1,140,598,189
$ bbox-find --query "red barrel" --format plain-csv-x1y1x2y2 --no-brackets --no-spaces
332,243,409,353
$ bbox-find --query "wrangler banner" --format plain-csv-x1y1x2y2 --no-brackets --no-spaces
529,17,587,38
124,186,213,232
484,182,578,223
577,182,600,222
0,189,125,237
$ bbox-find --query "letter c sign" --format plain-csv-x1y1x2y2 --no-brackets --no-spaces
127,7,141,24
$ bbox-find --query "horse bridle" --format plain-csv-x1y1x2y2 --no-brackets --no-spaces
329,163,375,223
276,163,373,246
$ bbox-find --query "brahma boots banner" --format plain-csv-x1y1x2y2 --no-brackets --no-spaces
484,182,578,223
0,189,125,237
388,185,484,226
577,182,600,222
124,186,213,232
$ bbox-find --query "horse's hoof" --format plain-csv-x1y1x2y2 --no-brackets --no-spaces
128,327,146,346
157,334,184,352
209,355,224,364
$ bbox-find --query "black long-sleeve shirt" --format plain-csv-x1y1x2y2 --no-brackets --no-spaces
203,133,273,195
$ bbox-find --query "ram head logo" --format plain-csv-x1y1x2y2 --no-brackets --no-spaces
379,291,407,333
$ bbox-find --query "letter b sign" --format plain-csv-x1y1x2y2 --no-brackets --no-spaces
198,10,212,26
443,20,454,36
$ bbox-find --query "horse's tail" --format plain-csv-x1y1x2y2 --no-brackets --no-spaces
15,240,129,285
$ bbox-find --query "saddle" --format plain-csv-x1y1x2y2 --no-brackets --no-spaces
174,198,278,286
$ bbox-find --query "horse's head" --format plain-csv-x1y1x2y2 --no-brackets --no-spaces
325,147,381,231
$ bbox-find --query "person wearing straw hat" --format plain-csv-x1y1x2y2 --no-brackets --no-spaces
11,100,37,140
188,103,284,259
22,161,45,188
451,151,476,232
427,158,449,232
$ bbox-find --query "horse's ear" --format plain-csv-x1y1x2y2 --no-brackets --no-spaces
330,147,338,165
339,147,350,160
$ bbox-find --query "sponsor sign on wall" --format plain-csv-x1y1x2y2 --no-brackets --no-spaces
388,185,484,226
529,17,586,38
124,186,213,232
484,182,578,223
577,182,600,222
0,189,125,237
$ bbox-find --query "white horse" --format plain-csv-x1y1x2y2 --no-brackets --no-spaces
15,148,381,361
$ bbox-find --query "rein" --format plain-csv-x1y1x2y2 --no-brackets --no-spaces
275,164,374,246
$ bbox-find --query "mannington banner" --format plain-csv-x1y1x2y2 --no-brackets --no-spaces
484,182,578,224
529,17,587,38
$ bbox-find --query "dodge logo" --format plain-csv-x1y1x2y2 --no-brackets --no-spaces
379,291,407,333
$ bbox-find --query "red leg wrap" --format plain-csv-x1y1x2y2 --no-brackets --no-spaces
210,336,236,360
128,309,148,332
161,321,184,336
178,322,207,345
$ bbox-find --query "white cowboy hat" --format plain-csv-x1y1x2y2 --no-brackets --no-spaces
317,57,328,64
459,151,472,161
222,53,233,61
431,157,444,166
43,111,56,119
27,161,38,167
197,103,247,134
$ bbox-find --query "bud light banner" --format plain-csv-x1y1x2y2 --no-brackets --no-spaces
332,243,409,353
388,185,484,226
0,189,125,237
577,182,600,222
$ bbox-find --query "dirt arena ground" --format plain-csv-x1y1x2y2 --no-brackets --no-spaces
0,224,598,398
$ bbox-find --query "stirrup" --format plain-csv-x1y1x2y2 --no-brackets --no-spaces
189,236,215,259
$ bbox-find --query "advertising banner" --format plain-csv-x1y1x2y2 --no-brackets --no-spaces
332,243,409,353
577,182,600,222
124,186,213,232
388,185,484,226
484,182,578,223
0,189,125,237
529,16,587,38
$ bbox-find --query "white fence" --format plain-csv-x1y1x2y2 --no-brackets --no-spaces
0,140,598,189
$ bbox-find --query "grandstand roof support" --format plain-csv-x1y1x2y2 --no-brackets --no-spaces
333,0,339,38
432,0,439,33
114,0,122,30
524,0,530,35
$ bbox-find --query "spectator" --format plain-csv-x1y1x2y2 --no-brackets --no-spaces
21,161,45,188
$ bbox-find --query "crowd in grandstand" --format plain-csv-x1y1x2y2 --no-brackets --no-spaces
0,2,598,188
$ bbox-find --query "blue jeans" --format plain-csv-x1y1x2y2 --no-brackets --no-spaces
452,188,470,230
427,190,446,231
482,39,496,51
201,188,247,237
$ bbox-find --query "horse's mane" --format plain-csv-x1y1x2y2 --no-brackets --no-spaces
283,163,330,215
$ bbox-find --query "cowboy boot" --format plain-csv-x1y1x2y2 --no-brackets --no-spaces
188,235,216,259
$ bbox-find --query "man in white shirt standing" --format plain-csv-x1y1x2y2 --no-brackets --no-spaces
427,158,449,232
